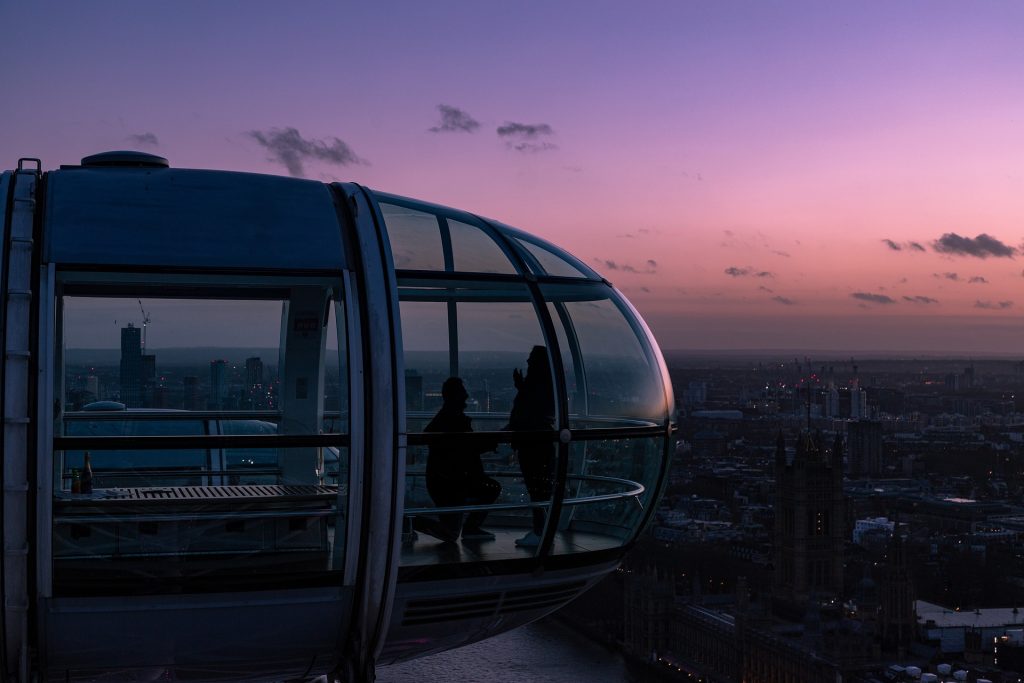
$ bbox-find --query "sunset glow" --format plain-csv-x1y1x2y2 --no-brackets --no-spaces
3,1,1022,354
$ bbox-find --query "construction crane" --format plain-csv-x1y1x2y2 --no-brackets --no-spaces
138,299,151,352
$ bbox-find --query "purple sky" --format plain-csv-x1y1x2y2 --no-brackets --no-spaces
4,1,1024,354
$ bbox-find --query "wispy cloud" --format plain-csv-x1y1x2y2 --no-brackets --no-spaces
248,127,366,177
127,132,159,147
851,292,896,305
968,276,989,284
616,228,660,239
497,121,557,152
933,232,1017,258
429,104,480,133
882,239,927,252
758,285,774,293
596,258,657,274
724,266,773,278
935,272,960,282
772,250,792,258
902,295,939,304
772,296,796,305
975,300,1014,310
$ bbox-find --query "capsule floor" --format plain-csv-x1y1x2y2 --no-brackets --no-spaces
398,524,621,566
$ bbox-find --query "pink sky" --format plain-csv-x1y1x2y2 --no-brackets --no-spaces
3,1,1023,354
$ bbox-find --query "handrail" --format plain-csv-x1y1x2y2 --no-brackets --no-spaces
54,434,351,451
403,472,644,515
54,424,664,451
63,410,284,421
64,409,348,421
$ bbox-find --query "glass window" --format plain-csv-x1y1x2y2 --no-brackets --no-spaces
398,279,559,562
380,203,444,270
560,436,663,552
517,238,591,278
447,219,517,274
53,277,350,594
399,300,450,431
542,286,668,423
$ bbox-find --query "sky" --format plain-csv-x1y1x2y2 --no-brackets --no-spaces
3,1,1024,355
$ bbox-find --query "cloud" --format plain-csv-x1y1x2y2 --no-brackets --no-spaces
596,258,657,274
248,127,366,177
902,295,939,304
617,228,661,239
772,296,796,305
883,239,928,252
934,272,960,281
497,122,554,138
932,232,1017,258
127,132,159,147
512,141,557,153
772,250,792,258
429,104,480,133
758,285,774,293
497,121,557,152
851,292,896,305
724,266,773,278
968,276,989,284
975,300,1014,310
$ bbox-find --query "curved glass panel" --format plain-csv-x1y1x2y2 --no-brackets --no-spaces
517,237,591,278
560,436,664,550
492,224,598,279
52,276,350,595
447,219,517,274
380,203,444,270
542,284,669,423
398,278,559,563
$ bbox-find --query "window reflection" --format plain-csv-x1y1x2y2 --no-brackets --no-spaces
380,203,444,270
54,279,350,594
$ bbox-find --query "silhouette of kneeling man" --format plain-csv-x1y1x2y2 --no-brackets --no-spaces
418,377,500,543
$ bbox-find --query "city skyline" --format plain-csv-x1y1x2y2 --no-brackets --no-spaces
4,1,1023,354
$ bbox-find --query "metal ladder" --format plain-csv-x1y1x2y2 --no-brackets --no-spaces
2,158,40,682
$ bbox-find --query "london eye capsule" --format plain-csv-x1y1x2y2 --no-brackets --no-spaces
0,152,674,682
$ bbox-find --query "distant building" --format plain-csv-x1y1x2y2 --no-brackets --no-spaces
850,386,868,420
405,370,423,412
847,420,883,478
879,533,915,657
119,323,142,407
245,356,263,388
852,517,894,546
209,360,228,410
773,430,846,609
141,353,156,406
245,356,264,409
183,376,201,411
826,386,840,418
684,381,708,410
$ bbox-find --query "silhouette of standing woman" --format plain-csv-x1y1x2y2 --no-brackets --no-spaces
506,346,555,547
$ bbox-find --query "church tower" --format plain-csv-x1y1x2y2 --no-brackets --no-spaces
879,530,915,658
773,430,846,609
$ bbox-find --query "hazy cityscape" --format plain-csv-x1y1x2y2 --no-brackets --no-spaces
63,332,1024,682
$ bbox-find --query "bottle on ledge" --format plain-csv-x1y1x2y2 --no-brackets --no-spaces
82,452,94,494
